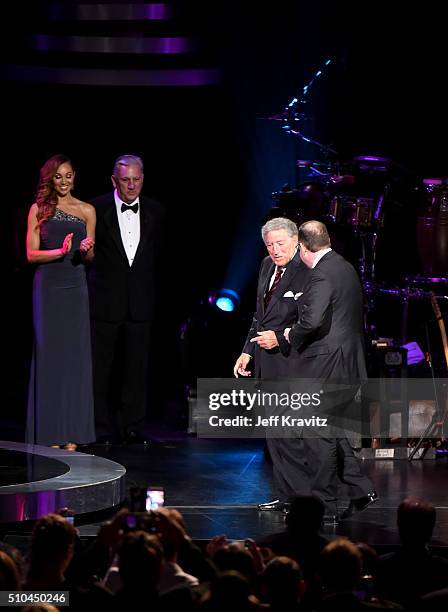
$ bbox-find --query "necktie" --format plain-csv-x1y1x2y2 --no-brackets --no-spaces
121,202,139,214
264,266,284,308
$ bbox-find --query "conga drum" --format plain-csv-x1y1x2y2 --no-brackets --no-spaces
417,178,448,276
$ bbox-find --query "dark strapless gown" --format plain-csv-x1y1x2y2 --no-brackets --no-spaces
27,208,95,445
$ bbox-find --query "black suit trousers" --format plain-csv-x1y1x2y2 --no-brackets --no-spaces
302,437,372,514
93,319,150,436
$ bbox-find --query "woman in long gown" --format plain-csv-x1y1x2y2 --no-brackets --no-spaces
26,154,96,450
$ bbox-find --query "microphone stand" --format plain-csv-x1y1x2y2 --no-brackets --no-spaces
289,130,338,157
265,57,338,158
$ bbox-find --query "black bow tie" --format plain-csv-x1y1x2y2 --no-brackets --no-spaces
121,202,139,214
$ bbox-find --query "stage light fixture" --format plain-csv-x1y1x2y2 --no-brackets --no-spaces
208,288,240,312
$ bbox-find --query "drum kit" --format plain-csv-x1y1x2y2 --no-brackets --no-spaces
416,178,448,276
269,157,448,350
264,59,448,449
265,56,448,355
270,153,395,282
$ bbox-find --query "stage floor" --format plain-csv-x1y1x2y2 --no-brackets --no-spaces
1,428,448,550
76,427,448,548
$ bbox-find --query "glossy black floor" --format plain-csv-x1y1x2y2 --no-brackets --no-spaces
0,448,69,485
74,425,448,549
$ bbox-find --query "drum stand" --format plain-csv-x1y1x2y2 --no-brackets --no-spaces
358,230,378,283
359,184,392,347
359,229,380,349
399,287,410,345
408,324,448,460
408,384,447,460
358,184,388,283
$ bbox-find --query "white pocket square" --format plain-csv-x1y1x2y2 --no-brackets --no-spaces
283,291,295,298
294,292,303,300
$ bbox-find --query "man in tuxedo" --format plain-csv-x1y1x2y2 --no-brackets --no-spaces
89,154,164,444
284,220,377,520
233,217,311,504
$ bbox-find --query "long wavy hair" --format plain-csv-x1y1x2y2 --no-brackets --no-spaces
35,154,73,223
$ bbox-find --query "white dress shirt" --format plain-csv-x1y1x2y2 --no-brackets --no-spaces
114,189,140,266
312,247,332,268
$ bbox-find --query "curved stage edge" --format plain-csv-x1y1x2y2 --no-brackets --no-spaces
0,441,126,522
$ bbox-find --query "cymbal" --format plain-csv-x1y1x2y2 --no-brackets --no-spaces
352,155,393,174
422,177,446,187
329,174,355,185
296,159,333,168
363,280,448,301
353,155,413,180
406,275,448,285
353,155,392,163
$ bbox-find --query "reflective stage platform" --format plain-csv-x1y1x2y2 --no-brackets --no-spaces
0,441,126,522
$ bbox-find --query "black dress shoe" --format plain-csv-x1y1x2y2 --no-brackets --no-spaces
125,431,150,445
257,499,290,511
340,491,379,520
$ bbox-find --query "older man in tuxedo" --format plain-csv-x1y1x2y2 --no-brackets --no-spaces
234,217,312,505
284,220,377,520
89,154,164,444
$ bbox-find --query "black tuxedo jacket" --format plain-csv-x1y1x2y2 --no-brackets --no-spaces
289,249,367,381
89,192,164,322
243,251,310,378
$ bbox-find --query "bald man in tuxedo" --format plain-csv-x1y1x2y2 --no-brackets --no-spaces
284,220,377,520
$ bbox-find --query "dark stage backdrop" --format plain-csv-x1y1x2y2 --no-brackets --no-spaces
2,1,447,437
